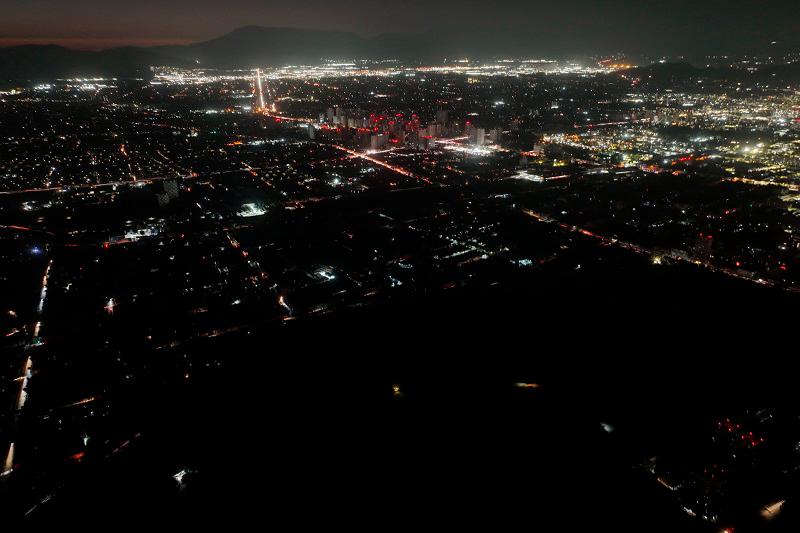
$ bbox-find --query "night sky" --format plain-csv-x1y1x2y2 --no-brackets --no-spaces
2,0,799,55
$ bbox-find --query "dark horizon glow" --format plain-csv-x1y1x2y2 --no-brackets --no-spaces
1,0,799,55
0,37,195,51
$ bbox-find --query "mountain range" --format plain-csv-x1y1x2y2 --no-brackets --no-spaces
2,26,800,83
0,26,436,80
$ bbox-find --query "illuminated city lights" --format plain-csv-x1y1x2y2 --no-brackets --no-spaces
2,11,800,527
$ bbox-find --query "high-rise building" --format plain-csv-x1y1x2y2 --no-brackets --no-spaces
370,133,389,151
156,192,171,208
163,179,179,200
417,136,436,150
419,123,443,139
488,128,503,146
693,233,714,260
468,125,486,146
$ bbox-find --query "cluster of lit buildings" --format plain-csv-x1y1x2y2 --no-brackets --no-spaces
644,409,800,529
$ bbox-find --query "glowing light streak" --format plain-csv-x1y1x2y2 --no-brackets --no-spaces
255,68,265,110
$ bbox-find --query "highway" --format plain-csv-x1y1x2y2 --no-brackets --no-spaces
521,207,800,294
0,167,248,196
725,176,800,192
2,443,14,477
2,260,52,479
0,141,396,197
331,145,434,185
